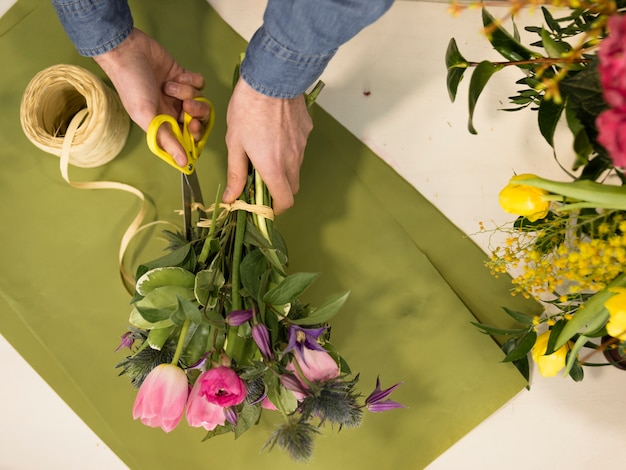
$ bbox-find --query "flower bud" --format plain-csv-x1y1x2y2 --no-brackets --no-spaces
499,174,550,222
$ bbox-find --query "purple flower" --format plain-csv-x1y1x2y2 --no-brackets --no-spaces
365,376,405,412
226,309,253,326
252,324,274,360
115,331,135,352
223,407,238,426
284,325,327,355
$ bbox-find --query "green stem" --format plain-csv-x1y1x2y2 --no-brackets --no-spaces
225,205,248,361
171,319,191,365
254,170,271,242
198,188,221,265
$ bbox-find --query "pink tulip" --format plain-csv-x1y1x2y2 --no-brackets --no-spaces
286,347,340,384
186,375,226,431
132,364,188,433
198,366,247,407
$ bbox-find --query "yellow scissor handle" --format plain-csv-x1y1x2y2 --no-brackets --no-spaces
146,97,215,175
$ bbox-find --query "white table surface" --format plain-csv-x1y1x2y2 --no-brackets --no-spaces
1,1,625,469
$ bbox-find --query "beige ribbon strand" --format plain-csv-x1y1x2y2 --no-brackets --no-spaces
196,200,275,228
20,64,161,292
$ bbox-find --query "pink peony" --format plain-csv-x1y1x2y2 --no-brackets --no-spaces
286,347,340,384
597,108,626,167
598,15,626,109
186,375,226,431
198,366,247,407
132,364,188,433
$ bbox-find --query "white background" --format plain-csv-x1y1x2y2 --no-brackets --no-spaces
1,1,625,468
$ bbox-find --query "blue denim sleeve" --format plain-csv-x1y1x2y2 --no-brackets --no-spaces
240,0,395,98
51,0,133,57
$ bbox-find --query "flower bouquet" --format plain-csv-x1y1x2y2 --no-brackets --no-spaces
446,1,626,380
115,76,402,461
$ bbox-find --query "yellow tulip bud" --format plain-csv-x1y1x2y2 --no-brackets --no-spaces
605,288,626,341
499,174,550,222
531,331,570,377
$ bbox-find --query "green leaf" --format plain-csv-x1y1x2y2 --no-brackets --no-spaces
502,337,530,384
471,322,530,336
184,323,213,365
194,268,225,308
135,243,195,279
263,272,319,306
291,291,350,326
264,370,298,415
501,306,535,325
483,9,536,63
545,319,566,355
540,27,569,59
541,6,561,34
134,285,196,323
240,250,269,304
562,334,591,376
568,353,585,382
502,330,537,362
538,95,565,148
147,326,175,350
136,266,195,296
234,402,262,439
128,307,174,330
555,273,626,348
467,61,504,134
445,38,469,102
175,295,207,325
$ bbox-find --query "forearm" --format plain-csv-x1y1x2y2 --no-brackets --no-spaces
240,0,395,98
51,0,133,57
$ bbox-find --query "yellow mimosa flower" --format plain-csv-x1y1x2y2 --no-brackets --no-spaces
531,331,570,377
605,288,626,341
499,174,550,222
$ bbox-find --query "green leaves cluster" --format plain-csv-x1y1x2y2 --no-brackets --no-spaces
445,6,621,181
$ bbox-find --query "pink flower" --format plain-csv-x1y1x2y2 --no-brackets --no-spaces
132,364,188,433
198,366,247,407
597,108,626,167
286,347,340,384
186,376,226,431
598,15,626,109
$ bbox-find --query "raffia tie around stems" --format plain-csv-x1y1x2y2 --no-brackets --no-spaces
196,200,274,228
19,64,157,292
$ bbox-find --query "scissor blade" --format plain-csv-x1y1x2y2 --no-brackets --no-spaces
182,171,205,241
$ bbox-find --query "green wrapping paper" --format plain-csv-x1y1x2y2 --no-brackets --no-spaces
0,0,541,468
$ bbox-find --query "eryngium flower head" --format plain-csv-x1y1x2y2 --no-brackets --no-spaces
263,419,320,462
115,338,177,388
301,378,363,429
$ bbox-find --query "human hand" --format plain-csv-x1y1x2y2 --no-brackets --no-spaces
93,28,211,168
223,77,313,214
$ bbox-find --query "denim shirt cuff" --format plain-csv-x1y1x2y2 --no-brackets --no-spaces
240,25,336,99
52,0,133,57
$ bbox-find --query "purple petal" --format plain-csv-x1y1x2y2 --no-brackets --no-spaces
284,325,327,353
224,407,238,426
367,399,406,413
365,376,403,405
114,331,135,352
226,309,253,326
280,373,306,394
252,324,274,360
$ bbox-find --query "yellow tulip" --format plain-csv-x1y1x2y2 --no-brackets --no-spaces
531,331,570,377
499,174,550,222
605,288,626,341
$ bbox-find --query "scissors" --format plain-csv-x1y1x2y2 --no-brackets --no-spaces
146,97,215,240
